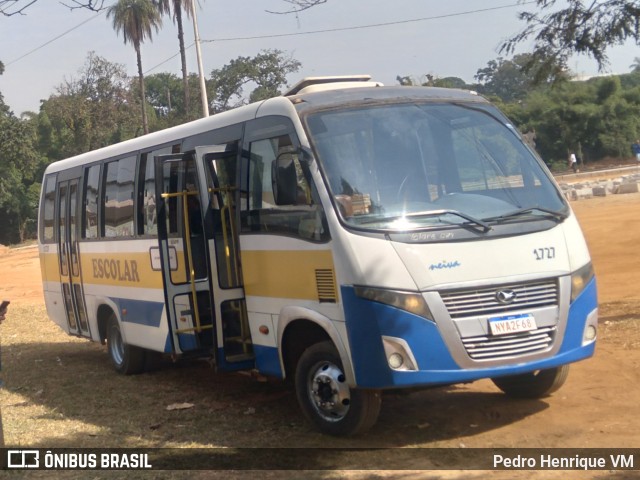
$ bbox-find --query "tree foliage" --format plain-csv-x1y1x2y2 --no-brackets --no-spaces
266,0,327,14
396,74,471,89
503,0,640,78
500,72,640,164
107,0,162,134
474,53,569,102
0,93,43,243
153,0,195,121
143,72,203,129
0,1,107,16
209,49,301,113
37,52,140,160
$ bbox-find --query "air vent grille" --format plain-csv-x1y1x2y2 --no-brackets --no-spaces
315,269,337,303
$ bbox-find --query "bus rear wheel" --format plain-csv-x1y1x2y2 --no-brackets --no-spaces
295,341,381,436
491,365,570,398
106,314,146,375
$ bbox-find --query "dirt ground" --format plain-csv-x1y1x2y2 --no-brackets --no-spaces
0,183,639,479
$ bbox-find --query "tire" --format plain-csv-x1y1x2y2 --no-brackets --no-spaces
295,341,381,436
492,365,570,399
106,313,147,375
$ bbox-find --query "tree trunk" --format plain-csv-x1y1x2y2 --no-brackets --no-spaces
176,7,190,121
136,45,149,135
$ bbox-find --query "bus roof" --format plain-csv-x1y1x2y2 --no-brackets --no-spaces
287,85,488,115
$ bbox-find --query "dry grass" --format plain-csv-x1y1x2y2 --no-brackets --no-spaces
0,304,313,450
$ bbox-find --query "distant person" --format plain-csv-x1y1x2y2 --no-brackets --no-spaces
632,140,640,161
569,152,578,173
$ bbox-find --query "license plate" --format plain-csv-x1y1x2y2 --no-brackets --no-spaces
489,313,537,336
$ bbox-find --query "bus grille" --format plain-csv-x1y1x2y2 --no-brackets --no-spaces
461,326,556,360
440,280,558,319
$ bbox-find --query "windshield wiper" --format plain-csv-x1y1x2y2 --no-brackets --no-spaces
483,207,567,223
359,209,492,232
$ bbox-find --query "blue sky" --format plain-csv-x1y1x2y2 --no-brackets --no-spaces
1,0,638,115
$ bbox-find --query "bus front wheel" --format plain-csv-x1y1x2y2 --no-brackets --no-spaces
106,314,146,375
295,341,381,436
491,365,570,398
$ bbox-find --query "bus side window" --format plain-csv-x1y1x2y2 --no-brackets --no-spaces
103,156,136,238
41,174,57,243
243,135,328,242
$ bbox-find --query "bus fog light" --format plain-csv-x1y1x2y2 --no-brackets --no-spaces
582,308,598,346
388,353,404,369
584,325,596,342
382,336,418,371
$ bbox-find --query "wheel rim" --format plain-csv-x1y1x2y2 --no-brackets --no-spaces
109,322,125,367
307,360,351,422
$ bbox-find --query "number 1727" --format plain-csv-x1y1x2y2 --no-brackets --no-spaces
533,247,555,260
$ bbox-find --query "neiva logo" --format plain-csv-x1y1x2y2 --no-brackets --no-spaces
429,260,461,271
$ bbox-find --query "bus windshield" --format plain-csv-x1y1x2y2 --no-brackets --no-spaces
305,102,567,231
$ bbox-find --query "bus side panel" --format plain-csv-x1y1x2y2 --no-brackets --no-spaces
79,240,171,352
40,245,68,332
239,240,341,377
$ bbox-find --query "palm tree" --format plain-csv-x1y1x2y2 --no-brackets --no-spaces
154,0,196,121
107,0,162,135
630,57,640,73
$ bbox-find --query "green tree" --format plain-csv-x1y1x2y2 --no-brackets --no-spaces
503,0,640,78
107,0,162,135
631,57,640,73
0,93,43,243
37,52,140,160
143,72,203,129
153,0,196,121
396,74,470,89
475,54,568,102
209,50,301,112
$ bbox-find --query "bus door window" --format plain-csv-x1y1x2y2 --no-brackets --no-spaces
83,165,100,239
204,142,241,290
139,146,176,237
58,183,69,278
57,178,89,335
202,142,253,361
160,154,207,283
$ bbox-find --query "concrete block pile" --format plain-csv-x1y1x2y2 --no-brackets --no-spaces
558,171,640,201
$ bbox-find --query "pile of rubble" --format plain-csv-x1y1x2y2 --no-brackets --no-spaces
557,171,640,201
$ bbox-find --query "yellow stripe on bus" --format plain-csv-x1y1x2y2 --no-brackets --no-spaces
241,250,335,301
40,251,166,289
81,252,166,289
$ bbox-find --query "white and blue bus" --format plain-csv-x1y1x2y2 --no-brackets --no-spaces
38,75,598,436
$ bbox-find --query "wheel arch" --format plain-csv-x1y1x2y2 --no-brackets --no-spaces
277,306,355,385
96,302,118,344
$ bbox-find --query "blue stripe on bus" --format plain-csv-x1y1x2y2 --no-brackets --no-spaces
253,345,282,378
178,333,198,351
342,278,597,389
117,298,164,328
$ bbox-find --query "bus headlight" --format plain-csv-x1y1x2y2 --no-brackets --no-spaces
570,262,595,303
354,286,434,321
